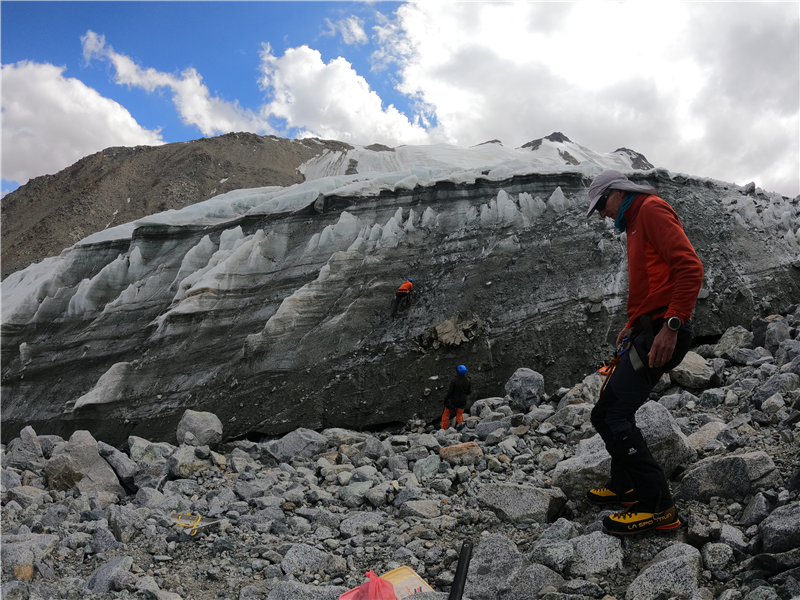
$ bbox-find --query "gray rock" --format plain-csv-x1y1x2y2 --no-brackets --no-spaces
338,511,386,538
7,485,48,509
551,435,611,497
719,523,749,554
670,351,716,389
475,419,507,441
775,339,800,367
687,421,727,451
44,430,125,497
765,319,790,357
506,563,564,600
505,368,545,411
134,457,170,491
266,581,350,600
676,451,781,502
528,539,575,573
714,325,754,359
106,504,145,543
743,587,780,600
84,556,133,594
635,401,697,477
167,444,211,479
176,409,223,447
1,468,22,490
263,428,328,463
280,543,326,574
97,440,138,487
759,501,800,553
4,426,45,471
625,543,702,600
0,532,60,568
413,454,440,480
568,531,623,577
701,542,733,570
754,373,799,404
740,493,773,527
41,504,68,529
465,533,528,600
128,436,175,462
477,483,567,524
135,486,166,509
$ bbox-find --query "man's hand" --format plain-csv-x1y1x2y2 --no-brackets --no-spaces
649,327,678,368
616,327,630,347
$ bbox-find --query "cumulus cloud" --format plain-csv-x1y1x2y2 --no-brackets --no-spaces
258,43,436,146
371,3,799,196
323,16,369,45
82,30,276,137
1,60,164,185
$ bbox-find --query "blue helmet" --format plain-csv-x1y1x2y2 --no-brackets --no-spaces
408,278,413,282
457,365,467,375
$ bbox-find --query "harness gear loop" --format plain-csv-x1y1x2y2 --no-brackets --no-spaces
176,512,202,536
599,336,629,397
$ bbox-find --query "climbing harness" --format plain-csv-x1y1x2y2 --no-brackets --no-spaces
598,335,628,396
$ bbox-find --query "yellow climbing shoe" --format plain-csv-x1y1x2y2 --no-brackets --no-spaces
603,505,680,535
586,486,636,507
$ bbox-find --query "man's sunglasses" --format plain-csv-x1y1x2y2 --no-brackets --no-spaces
595,189,614,212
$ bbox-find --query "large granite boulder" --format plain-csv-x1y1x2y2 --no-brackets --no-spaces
44,430,125,497
759,501,800,553
505,368,545,411
3,426,45,471
176,409,223,447
625,543,703,600
263,428,329,464
476,483,567,524
675,451,781,502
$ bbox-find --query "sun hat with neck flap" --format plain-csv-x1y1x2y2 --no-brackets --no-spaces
586,170,658,217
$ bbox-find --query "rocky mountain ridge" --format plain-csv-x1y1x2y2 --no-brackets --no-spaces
1,133,354,279
1,134,799,447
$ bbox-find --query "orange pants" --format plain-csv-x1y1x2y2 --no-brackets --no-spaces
441,407,464,430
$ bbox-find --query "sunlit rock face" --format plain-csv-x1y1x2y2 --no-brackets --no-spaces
2,140,798,446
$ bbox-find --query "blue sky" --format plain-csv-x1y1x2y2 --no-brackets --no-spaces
2,2,799,198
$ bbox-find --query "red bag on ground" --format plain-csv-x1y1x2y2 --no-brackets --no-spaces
339,570,397,600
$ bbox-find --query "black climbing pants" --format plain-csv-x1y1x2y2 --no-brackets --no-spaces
392,292,410,314
590,319,693,512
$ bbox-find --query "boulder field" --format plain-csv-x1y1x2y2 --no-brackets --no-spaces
2,310,799,599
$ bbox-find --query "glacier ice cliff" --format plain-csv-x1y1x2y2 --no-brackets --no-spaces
2,138,799,446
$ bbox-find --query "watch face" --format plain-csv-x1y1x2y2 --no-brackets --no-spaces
668,317,681,331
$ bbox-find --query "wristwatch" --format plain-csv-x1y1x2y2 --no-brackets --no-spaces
666,316,682,331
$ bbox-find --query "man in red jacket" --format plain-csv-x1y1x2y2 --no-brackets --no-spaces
585,170,703,535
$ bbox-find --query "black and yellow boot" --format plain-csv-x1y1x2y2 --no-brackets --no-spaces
586,486,636,506
602,504,680,535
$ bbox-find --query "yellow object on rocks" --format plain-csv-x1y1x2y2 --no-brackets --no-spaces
380,566,434,599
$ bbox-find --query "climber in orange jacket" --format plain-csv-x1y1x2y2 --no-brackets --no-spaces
391,278,413,316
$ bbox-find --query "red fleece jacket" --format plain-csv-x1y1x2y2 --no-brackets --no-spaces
623,194,704,329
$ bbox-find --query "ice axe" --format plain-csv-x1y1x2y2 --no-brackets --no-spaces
448,539,473,600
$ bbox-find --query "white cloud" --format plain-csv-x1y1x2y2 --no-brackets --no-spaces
371,3,799,196
82,30,276,137
258,43,436,146
323,16,369,45
1,60,164,185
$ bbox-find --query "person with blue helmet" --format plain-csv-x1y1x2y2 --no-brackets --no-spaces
441,365,471,430
391,278,414,316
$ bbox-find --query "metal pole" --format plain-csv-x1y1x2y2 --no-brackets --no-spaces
448,539,473,600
